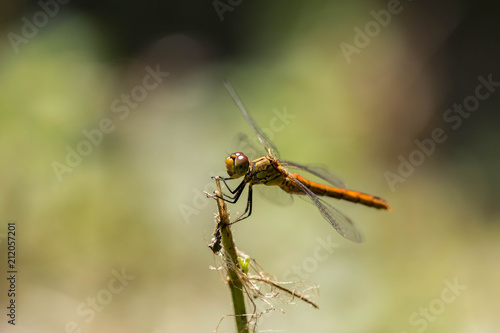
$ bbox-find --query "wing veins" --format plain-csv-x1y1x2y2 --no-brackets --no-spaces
223,80,280,157
280,167,364,243
280,160,346,188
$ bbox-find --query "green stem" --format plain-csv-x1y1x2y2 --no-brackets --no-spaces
214,177,249,333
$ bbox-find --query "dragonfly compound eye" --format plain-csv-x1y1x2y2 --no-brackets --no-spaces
226,152,249,178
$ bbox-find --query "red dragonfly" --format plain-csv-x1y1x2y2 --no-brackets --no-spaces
217,81,391,242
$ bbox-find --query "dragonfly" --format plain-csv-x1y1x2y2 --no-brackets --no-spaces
216,80,391,243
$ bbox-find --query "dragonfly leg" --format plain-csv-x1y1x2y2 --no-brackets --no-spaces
218,177,242,195
218,180,248,202
213,181,246,204
231,184,253,224
210,176,244,198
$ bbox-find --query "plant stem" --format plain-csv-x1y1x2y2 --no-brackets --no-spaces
214,177,249,333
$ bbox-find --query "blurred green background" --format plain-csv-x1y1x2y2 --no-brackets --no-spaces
1,1,499,332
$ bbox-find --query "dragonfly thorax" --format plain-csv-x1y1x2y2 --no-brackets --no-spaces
226,152,250,178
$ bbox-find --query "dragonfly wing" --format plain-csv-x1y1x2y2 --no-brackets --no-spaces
231,134,293,205
224,80,280,158
256,185,294,206
232,133,265,160
284,169,364,243
280,160,346,189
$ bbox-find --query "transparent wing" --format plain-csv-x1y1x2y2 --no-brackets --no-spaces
231,133,266,160
280,160,346,189
224,80,280,158
257,185,294,206
231,133,293,205
282,168,364,243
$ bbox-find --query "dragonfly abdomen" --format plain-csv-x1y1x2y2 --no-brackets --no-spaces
288,173,391,210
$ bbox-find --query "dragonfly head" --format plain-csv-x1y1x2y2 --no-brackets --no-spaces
226,152,249,178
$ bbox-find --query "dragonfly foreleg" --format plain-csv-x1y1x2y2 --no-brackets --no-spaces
218,179,248,202
231,184,253,224
217,177,244,195
211,180,246,204
210,176,244,198
208,177,253,223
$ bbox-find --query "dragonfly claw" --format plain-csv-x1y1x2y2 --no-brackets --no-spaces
205,191,225,201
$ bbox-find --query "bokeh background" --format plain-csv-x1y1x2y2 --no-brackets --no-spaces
1,1,499,332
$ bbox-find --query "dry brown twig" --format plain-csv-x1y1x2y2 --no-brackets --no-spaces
207,176,319,333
